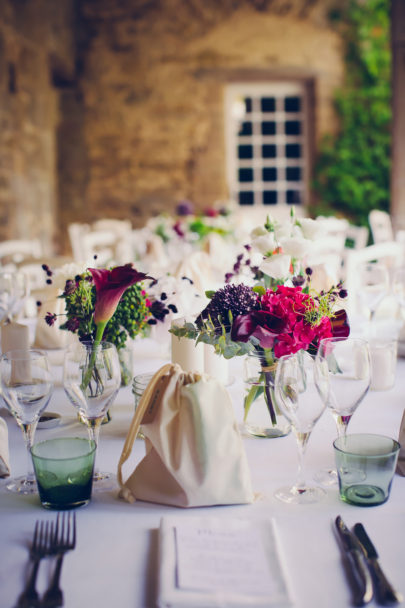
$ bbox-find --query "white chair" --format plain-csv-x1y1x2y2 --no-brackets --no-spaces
368,210,394,243
81,231,119,266
0,239,42,269
344,225,369,250
92,219,132,236
68,223,90,261
343,241,405,318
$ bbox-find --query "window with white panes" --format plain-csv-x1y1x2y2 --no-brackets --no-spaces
225,82,309,208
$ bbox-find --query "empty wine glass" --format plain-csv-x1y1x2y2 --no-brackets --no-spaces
357,262,390,327
0,349,53,494
314,337,371,485
274,349,328,504
63,341,121,491
392,267,405,310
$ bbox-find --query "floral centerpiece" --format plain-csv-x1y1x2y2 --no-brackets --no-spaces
44,263,154,385
171,211,350,437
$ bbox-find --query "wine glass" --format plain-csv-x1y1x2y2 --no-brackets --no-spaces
314,337,371,485
273,349,328,504
0,349,54,494
357,262,390,328
63,341,121,491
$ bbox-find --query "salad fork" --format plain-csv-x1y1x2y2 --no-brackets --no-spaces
16,520,50,608
42,511,77,608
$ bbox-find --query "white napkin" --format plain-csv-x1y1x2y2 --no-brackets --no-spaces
33,287,70,349
174,251,214,295
0,417,10,478
157,516,293,608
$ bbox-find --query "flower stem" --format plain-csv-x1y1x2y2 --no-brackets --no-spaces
81,322,107,391
262,368,277,426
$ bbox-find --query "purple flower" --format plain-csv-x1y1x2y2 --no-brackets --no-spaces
45,312,57,327
176,200,194,216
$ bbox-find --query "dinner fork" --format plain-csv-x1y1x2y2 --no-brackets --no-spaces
41,512,77,608
16,520,50,608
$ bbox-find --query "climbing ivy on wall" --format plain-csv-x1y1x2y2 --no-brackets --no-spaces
312,0,391,226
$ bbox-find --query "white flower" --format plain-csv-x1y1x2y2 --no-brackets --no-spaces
52,262,88,290
259,254,291,279
299,218,326,241
274,222,293,241
250,226,269,238
279,236,311,259
251,232,276,255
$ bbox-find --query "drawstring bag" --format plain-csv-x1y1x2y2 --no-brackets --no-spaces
117,363,254,508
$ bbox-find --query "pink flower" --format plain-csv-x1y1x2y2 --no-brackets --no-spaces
89,264,153,326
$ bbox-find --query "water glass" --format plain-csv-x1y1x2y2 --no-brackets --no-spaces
369,339,397,391
334,433,400,506
31,437,96,509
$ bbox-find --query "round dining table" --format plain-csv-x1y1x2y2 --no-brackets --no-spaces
1,340,404,608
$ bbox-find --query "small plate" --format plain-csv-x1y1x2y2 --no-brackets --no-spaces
37,412,62,429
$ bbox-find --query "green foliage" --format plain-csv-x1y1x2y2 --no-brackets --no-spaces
313,0,391,225
61,276,150,350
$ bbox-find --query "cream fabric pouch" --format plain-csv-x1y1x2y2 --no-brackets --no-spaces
117,363,253,507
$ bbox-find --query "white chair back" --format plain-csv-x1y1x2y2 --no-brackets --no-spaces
68,223,90,261
368,209,394,243
0,239,42,268
343,241,404,318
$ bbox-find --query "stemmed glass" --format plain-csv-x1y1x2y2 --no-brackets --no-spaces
274,349,328,504
0,349,53,494
357,262,390,330
314,337,371,485
63,341,121,491
392,267,405,310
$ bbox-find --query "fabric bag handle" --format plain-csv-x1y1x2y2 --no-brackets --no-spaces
117,363,178,500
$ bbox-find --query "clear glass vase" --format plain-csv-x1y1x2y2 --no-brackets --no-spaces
118,343,134,386
243,353,291,438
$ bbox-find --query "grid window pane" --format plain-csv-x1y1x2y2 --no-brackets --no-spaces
238,144,253,159
286,167,301,181
262,144,277,158
285,97,301,112
286,143,301,158
287,190,301,204
239,168,254,182
261,121,276,136
239,191,254,205
245,98,252,113
263,191,278,205
239,121,253,136
262,168,277,182
285,121,301,135
261,97,276,112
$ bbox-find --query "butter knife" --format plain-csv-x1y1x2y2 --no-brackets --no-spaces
353,523,403,606
335,516,374,606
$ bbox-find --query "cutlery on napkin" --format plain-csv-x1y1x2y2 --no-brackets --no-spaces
334,516,373,606
353,523,403,606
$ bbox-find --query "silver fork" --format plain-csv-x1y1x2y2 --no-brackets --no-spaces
16,520,50,608
41,512,77,608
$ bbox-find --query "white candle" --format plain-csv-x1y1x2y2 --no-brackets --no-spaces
204,344,229,385
171,319,204,373
370,340,397,391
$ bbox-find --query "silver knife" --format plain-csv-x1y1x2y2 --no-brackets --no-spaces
353,523,403,606
335,516,374,606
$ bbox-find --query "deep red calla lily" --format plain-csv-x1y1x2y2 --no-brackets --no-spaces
330,309,350,338
231,310,287,348
89,264,153,326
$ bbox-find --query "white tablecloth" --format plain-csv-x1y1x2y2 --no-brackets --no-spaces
0,348,404,608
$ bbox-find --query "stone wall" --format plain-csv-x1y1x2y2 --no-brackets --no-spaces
0,0,76,253
0,0,345,254
61,0,344,240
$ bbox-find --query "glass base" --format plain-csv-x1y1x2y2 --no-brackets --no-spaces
92,470,117,493
313,468,338,486
275,484,326,504
6,476,37,495
243,418,291,439
341,484,387,506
